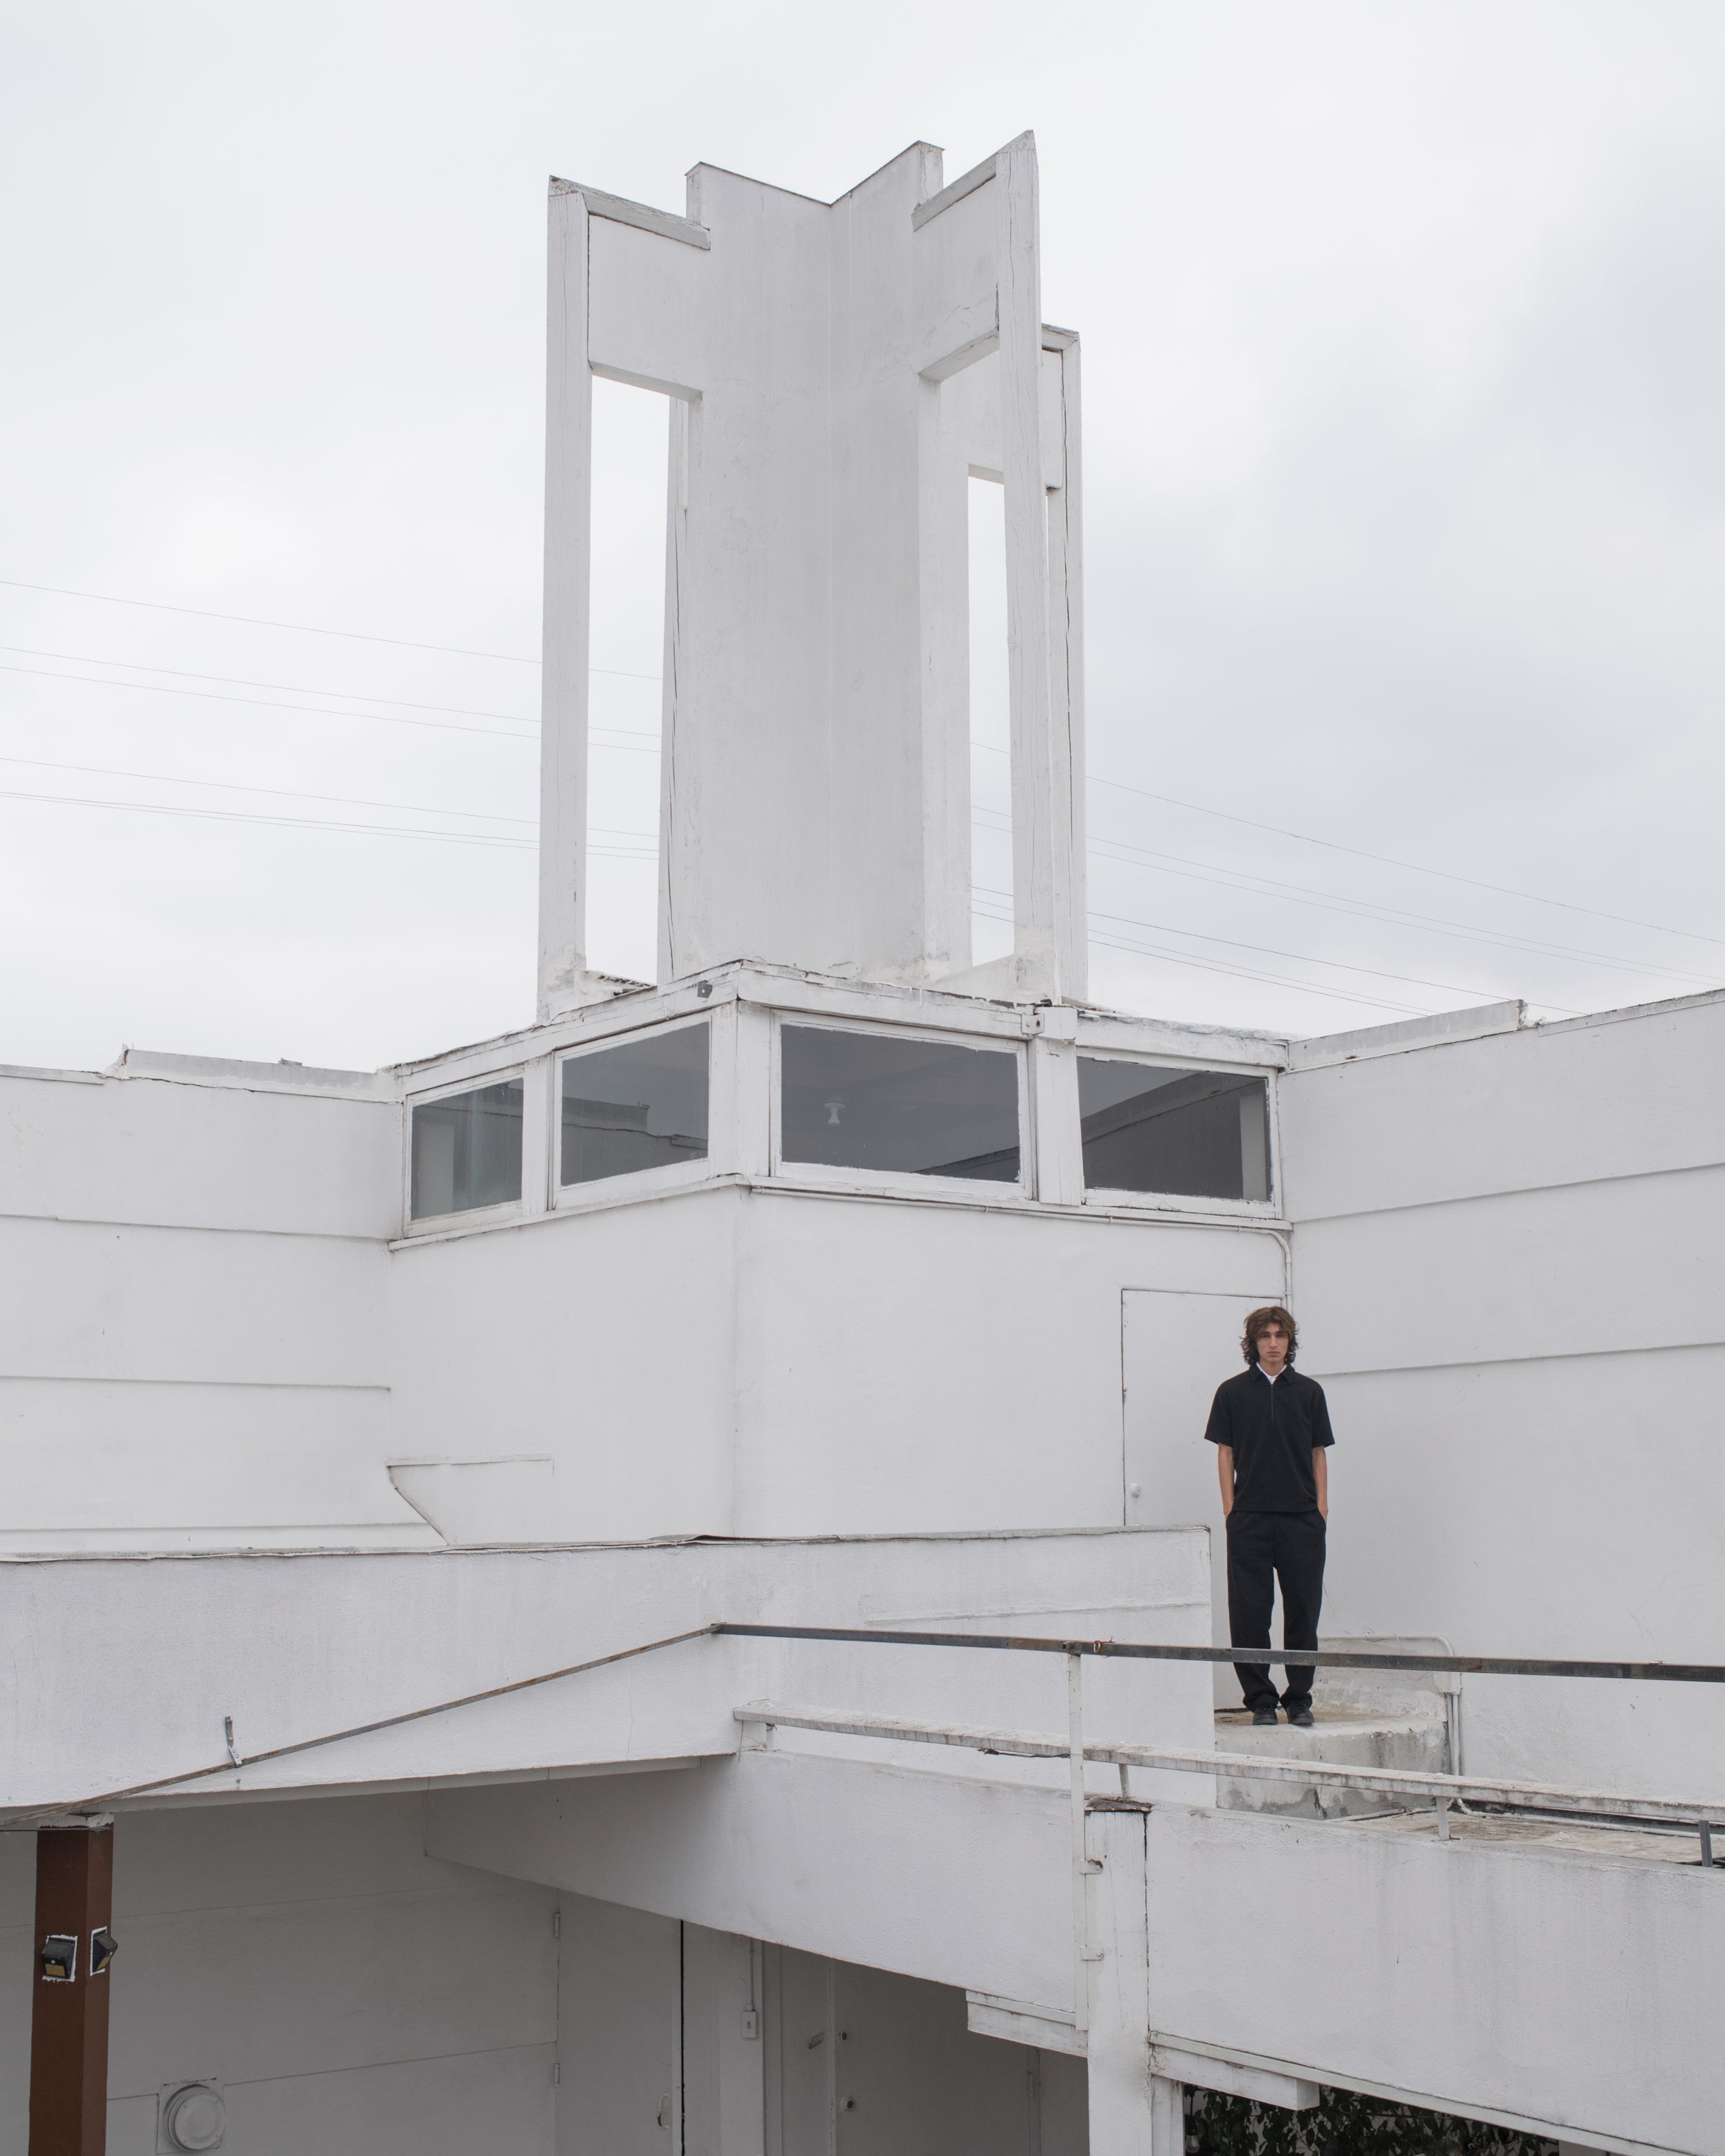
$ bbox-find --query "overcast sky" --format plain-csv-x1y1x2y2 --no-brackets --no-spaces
4,1,1724,1072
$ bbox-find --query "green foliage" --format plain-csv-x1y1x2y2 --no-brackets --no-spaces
1185,2085,1556,2156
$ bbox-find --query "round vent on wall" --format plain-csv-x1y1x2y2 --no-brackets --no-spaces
160,2082,226,2152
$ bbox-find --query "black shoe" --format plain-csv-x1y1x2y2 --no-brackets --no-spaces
1251,1708,1278,1726
1286,1708,1315,1728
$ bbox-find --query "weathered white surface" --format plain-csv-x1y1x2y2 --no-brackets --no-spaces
0,1528,1210,1812
1213,1708,1449,1815
431,1749,1076,2009
392,1161,1284,1544
1139,1800,1725,2155
537,138,1087,1008
1281,993,1725,1220
0,1064,424,1547
1,982,1286,1552
0,1063,399,1233
10,124,1725,2156
387,1184,741,1542
557,1895,680,2156
0,1794,556,2156
1120,1284,1284,1688
732,1192,1283,1538
441,1761,1724,2155
1281,991,1725,1800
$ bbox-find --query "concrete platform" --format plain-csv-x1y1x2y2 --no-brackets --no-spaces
1213,1703,1450,1816
1351,1808,1723,1868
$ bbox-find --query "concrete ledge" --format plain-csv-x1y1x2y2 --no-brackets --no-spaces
1215,1707,1449,1817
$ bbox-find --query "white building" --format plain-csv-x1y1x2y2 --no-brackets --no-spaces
3,136,1721,2156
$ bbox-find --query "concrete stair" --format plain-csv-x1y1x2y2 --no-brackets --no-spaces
1212,1635,1457,1818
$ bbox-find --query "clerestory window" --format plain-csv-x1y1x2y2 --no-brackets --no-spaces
779,1023,1021,1185
410,1078,525,1220
1078,1058,1271,1204
560,1020,710,1189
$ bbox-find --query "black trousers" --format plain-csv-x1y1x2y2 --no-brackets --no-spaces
1225,1508,1326,1713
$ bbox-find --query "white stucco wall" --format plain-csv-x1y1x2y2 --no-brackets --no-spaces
0,1063,426,1550
0,1793,557,2155
1133,1800,1724,2156
0,1528,1211,1813
387,1184,742,1542
734,1191,1283,1538
1279,992,1725,1799
387,1174,1285,1544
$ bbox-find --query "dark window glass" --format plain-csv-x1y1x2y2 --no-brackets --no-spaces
781,1025,1020,1184
561,1021,709,1187
410,1079,524,1219
1078,1059,1271,1202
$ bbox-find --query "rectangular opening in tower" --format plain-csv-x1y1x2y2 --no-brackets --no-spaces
586,374,671,985
967,474,1013,967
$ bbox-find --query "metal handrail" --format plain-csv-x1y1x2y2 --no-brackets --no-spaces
12,1617,1722,1830
714,1622,1725,1683
732,1700,1725,1833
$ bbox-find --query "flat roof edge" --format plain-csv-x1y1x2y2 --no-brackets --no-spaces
106,1049,399,1101
1286,1001,1525,1072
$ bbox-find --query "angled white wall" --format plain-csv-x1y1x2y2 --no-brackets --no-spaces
0,1058,430,1552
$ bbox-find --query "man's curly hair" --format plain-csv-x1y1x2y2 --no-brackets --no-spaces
1241,1305,1298,1365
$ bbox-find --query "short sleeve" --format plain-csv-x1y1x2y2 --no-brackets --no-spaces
1309,1380,1335,1449
1203,1383,1231,1447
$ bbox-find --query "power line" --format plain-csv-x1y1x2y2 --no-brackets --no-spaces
17,625,1708,970
1062,821,1724,992
0,745,1680,1008
972,884,1571,1014
9,581,1711,954
0,578,539,665
0,767,1632,1015
0,754,537,828
0,659,535,742
1081,901,1574,1012
7,590,1714,988
972,895,1425,1016
0,749,1611,1010
0,644,539,723
2,659,664,746
970,741,1725,954
0,584,656,679
0,785,661,858
1089,842,1720,992
0,786,531,849
1091,769,1725,954
985,799,1652,984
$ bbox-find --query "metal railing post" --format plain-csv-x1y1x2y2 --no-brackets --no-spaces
1067,1650,1103,2034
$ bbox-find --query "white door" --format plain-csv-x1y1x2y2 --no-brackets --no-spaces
1122,1288,1272,1690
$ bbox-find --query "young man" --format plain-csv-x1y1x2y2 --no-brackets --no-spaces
1203,1306,1334,1728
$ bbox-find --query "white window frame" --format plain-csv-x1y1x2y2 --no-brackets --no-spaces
402,1064,530,1235
552,1012,718,1212
1074,1048,1280,1218
769,1011,1034,1200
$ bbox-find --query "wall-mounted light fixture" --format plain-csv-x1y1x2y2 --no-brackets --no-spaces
40,1933,77,1983
90,1927,119,1976
824,1098,845,1127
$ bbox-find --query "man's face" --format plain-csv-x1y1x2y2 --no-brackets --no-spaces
1256,1323,1289,1372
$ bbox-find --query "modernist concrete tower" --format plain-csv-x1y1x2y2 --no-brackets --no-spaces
537,136,1087,1011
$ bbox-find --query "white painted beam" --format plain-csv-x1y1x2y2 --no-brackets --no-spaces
538,183,593,1017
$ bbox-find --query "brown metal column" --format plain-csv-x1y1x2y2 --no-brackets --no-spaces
29,1821,114,2156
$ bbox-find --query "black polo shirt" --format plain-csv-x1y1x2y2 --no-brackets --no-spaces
1204,1365,1334,1513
